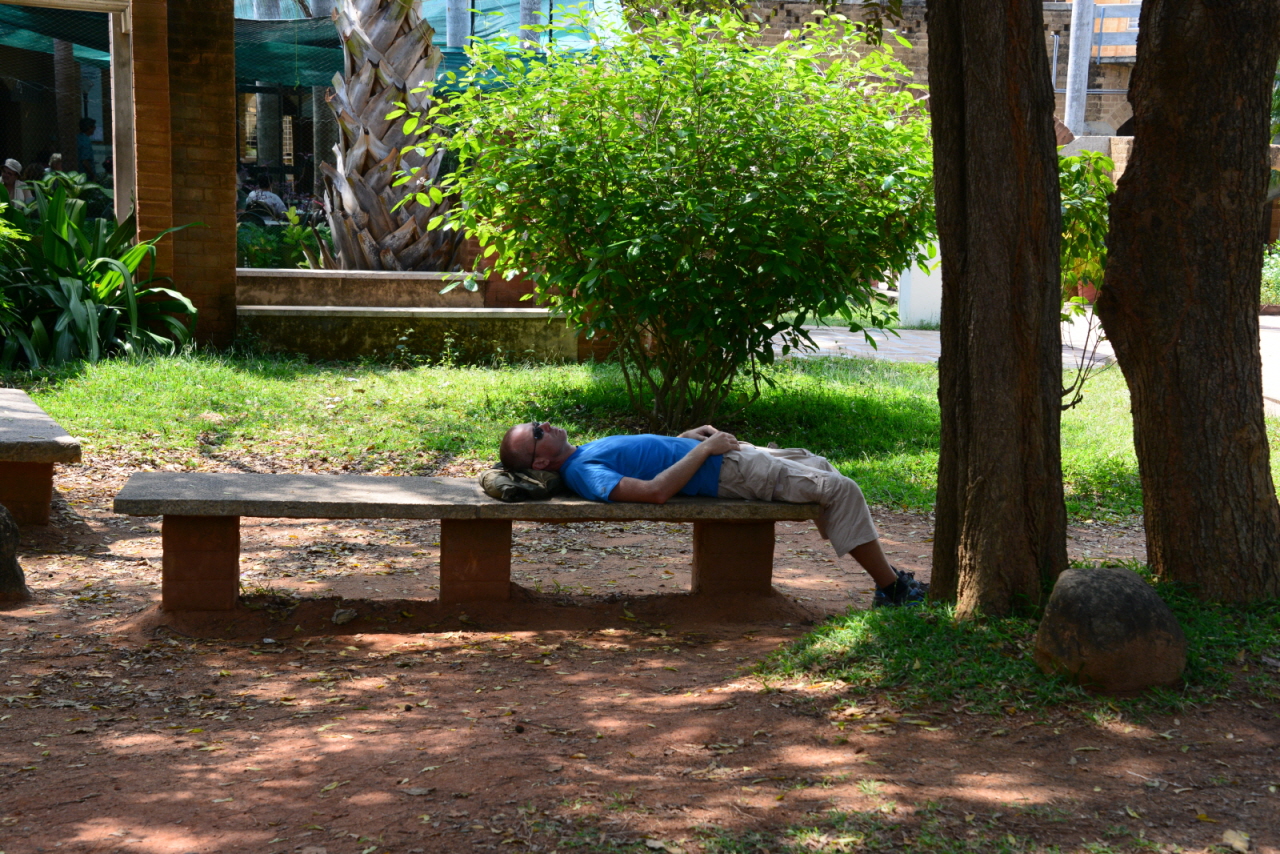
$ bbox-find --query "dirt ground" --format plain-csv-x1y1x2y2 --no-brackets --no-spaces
2,455,1277,854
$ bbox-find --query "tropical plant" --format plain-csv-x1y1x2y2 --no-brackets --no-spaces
0,202,23,334
400,11,934,429
237,209,335,269
0,183,195,369
19,170,115,220
321,0,464,271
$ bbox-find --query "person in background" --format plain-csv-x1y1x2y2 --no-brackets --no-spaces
46,153,63,175
77,118,97,178
245,173,287,218
100,157,114,189
2,159,24,203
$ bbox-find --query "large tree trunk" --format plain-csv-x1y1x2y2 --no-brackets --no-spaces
1094,0,1280,601
926,0,1068,617
323,0,463,271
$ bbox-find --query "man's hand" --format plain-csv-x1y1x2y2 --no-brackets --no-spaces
699,430,740,455
677,425,718,440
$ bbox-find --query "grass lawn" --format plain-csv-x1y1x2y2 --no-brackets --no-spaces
11,350,1280,521
6,350,1263,522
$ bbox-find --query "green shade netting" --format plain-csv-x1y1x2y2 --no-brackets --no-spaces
0,5,110,67
0,0,616,87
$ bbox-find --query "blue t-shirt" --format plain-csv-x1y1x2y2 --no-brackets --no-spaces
559,435,724,502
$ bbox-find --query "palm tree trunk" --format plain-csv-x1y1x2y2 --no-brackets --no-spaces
323,0,463,271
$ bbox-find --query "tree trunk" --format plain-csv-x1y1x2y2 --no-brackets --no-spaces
926,0,1068,617
0,506,30,605
1094,0,1280,601
53,39,80,169
323,0,463,271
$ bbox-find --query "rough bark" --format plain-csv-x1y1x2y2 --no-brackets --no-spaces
53,39,80,166
1094,0,1280,601
926,0,1068,616
323,0,463,271
0,505,30,605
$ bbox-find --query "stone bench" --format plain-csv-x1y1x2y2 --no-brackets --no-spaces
112,471,820,613
0,389,82,525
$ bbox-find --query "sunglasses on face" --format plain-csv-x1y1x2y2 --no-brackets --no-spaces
529,421,544,467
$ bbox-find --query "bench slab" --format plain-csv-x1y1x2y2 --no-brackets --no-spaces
112,472,820,522
0,389,82,464
1,389,81,526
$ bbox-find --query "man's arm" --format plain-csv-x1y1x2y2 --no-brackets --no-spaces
608,431,739,504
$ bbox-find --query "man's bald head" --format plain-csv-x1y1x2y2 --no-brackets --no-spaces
499,423,531,470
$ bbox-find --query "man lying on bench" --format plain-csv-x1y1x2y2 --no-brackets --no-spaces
499,421,928,608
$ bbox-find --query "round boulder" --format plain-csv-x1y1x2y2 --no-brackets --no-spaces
0,504,31,604
1034,566,1186,695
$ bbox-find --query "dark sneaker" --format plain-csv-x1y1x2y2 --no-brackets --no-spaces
873,568,929,608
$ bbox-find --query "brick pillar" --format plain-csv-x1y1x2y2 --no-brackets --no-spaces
168,0,238,347
0,462,55,526
129,0,174,279
691,521,775,595
161,515,240,611
439,519,512,603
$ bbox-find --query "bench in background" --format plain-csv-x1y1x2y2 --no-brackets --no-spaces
112,472,820,613
0,389,82,526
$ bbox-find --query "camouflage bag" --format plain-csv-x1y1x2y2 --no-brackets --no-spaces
478,468,565,502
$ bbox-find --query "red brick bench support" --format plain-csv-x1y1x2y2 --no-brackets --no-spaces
0,462,56,526
112,473,821,613
439,518,512,604
691,520,775,595
162,515,241,611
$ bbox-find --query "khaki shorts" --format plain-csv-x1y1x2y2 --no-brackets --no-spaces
717,444,878,557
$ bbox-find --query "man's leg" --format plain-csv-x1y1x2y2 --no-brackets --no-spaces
719,448,894,584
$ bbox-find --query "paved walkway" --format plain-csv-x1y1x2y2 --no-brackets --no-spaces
777,313,1280,416
775,314,1114,369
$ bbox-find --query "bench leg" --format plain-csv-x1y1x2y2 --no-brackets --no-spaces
161,515,240,612
439,519,512,604
0,462,55,526
691,520,775,595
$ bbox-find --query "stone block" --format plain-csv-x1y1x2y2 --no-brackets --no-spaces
0,389,83,463
236,269,484,308
161,515,240,611
440,519,511,603
1034,567,1187,695
237,307,579,363
691,521,775,595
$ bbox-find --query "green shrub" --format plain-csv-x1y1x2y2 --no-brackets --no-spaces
1262,244,1280,306
1058,148,1114,308
0,183,194,368
402,11,934,430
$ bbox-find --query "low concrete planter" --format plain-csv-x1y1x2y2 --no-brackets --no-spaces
236,268,483,308
238,306,577,362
